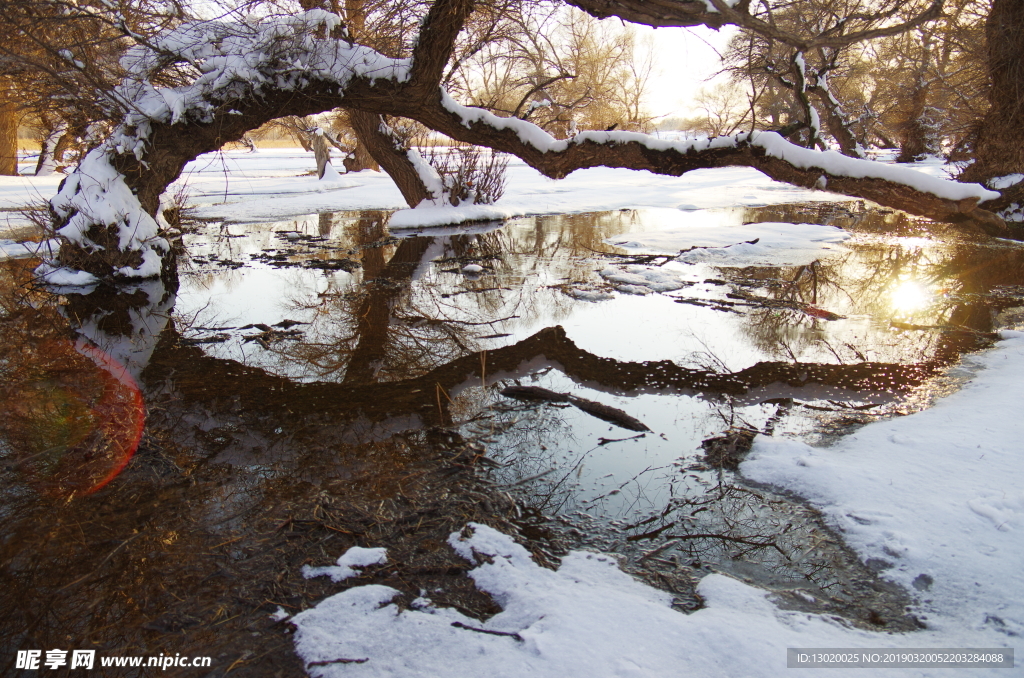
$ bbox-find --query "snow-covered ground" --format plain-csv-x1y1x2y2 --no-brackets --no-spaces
1,146,955,233
4,147,1019,674
3,146,859,232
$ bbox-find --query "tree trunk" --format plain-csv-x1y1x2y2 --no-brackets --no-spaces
0,83,18,176
896,34,938,164
34,119,68,176
895,83,937,163
312,131,333,179
341,133,380,172
959,0,1024,186
346,109,435,206
338,0,379,173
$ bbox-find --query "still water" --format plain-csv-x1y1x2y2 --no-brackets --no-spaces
3,202,1024,673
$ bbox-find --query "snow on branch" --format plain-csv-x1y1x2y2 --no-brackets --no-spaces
418,91,1001,228
47,8,416,281
42,0,1006,283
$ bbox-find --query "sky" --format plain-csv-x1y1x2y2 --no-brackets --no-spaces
635,24,737,121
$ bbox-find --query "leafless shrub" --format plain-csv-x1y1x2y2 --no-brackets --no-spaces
423,143,509,206
160,183,195,233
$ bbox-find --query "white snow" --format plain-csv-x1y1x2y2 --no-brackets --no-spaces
169,149,862,224
989,174,1024,190
599,265,685,293
34,262,99,287
742,329,1024,639
604,209,850,266
290,330,1024,677
302,546,388,583
562,287,615,302
0,238,59,261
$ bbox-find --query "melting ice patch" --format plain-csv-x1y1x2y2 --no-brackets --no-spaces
598,265,685,294
607,211,850,267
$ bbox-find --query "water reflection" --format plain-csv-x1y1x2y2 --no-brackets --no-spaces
4,203,1024,668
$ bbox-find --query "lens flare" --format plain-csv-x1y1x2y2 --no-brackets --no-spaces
5,340,145,497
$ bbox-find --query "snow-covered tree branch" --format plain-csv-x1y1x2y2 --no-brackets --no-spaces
41,0,1009,285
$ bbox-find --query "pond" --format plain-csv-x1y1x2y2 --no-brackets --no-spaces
3,202,1024,674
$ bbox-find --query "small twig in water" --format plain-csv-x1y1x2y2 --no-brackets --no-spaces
500,468,557,487
597,433,646,446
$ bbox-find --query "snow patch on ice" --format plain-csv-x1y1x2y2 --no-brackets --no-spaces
34,262,99,287
0,238,59,261
608,213,850,267
598,265,685,293
390,204,516,229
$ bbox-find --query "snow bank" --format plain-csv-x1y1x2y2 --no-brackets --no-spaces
292,523,1011,678
162,150,851,225
743,329,1024,639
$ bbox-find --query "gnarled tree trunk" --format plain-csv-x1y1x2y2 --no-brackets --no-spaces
42,0,1011,287
960,0,1024,189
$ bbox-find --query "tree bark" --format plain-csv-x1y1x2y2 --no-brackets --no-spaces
342,139,380,172
0,82,18,176
959,0,1024,189
346,109,435,206
895,86,936,164
896,35,938,164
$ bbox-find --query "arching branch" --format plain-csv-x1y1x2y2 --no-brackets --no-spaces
43,0,1008,284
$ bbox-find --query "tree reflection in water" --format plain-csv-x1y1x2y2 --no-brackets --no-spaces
4,204,1024,669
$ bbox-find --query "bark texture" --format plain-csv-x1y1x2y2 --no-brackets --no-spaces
959,0,1024,190
0,83,18,176
347,110,435,206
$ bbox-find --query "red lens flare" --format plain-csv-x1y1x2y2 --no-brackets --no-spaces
4,339,145,497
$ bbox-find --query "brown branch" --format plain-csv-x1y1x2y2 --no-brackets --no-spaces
408,0,477,93
451,621,524,641
563,0,735,29
398,96,1003,232
706,0,945,51
566,0,943,50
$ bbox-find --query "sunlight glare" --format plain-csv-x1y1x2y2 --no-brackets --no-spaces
889,279,932,314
